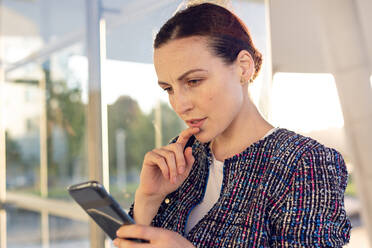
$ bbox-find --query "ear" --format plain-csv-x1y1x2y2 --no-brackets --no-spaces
236,50,254,84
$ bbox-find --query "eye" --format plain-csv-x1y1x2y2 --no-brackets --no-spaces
162,87,172,93
187,79,202,85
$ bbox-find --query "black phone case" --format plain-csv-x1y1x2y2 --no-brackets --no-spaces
68,181,147,243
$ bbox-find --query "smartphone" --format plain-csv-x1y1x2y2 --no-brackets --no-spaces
68,180,148,243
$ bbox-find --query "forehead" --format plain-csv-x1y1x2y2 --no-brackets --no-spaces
153,36,216,76
154,36,209,56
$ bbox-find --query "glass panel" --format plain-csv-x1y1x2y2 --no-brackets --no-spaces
103,0,184,208
5,42,88,199
0,0,85,64
49,215,89,248
44,43,88,199
5,63,43,195
6,207,41,248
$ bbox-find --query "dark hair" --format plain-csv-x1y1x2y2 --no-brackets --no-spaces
154,3,263,80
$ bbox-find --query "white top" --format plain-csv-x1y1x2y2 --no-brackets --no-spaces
185,127,279,234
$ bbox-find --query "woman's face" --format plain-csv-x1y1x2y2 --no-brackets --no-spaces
153,36,245,143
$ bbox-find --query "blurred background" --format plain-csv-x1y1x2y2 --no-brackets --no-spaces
0,0,371,247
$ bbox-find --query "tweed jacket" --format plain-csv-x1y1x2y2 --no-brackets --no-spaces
131,128,351,247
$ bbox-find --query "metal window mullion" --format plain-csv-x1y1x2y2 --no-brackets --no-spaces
0,210,6,248
41,210,50,248
0,56,5,204
5,192,87,221
40,73,49,246
259,0,274,121
39,74,48,198
86,0,109,247
155,101,162,148
0,5,7,246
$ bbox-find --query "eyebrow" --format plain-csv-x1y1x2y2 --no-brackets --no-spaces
158,69,208,85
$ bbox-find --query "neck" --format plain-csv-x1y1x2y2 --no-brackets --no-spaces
211,94,274,161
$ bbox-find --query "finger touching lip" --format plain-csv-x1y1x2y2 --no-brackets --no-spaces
176,127,200,146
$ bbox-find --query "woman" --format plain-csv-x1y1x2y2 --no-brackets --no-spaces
114,3,351,247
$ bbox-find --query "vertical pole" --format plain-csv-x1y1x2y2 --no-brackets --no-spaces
39,75,48,198
0,3,6,209
100,18,109,191
86,0,109,247
0,80,5,248
155,101,162,148
39,2,50,246
41,210,50,248
0,210,5,248
116,129,126,189
0,0,7,245
260,0,273,121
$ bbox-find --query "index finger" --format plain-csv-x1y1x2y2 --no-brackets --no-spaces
176,127,200,148
116,224,163,241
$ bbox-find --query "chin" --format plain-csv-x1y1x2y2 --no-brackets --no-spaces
194,130,214,144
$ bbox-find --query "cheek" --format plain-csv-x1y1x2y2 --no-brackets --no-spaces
208,93,214,101
169,97,177,113
202,89,217,110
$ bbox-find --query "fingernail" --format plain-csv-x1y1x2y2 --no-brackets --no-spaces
113,239,118,246
179,166,185,174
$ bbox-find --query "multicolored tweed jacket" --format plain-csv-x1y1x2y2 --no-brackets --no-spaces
131,128,351,247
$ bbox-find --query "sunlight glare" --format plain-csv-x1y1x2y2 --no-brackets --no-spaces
270,73,344,133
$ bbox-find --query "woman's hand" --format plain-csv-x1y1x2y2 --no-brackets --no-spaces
113,224,195,248
137,127,199,200
133,127,199,225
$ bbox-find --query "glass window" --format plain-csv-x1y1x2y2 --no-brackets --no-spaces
49,215,89,248
1,0,270,246
43,43,88,200
1,0,85,64
4,42,88,199
7,207,42,248
5,63,44,195
102,0,184,207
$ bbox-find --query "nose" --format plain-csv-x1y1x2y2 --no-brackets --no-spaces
171,91,193,115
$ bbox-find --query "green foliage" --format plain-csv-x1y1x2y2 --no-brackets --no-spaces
107,96,154,173
43,64,86,183
345,174,357,197
5,132,22,163
149,102,185,145
11,62,184,188
107,98,184,175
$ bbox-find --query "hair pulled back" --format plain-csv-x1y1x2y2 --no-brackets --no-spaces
154,3,262,80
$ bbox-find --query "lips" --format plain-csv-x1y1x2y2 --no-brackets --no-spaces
186,117,207,128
